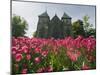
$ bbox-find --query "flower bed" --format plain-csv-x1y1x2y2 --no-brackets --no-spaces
12,36,96,74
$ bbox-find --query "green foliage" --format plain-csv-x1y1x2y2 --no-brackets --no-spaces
82,15,95,37
47,47,69,71
83,15,93,32
12,15,28,37
86,28,96,38
72,15,96,38
72,20,86,38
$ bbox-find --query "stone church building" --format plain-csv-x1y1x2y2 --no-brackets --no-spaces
35,11,73,39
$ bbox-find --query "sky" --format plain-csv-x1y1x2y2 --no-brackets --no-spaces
12,1,96,37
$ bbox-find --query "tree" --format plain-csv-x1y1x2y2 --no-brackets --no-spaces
72,20,86,38
86,28,96,38
12,15,28,37
82,15,94,37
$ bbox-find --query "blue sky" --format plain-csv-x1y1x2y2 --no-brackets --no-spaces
12,1,96,37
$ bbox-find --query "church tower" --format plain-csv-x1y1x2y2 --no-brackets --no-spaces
36,11,50,38
49,14,63,39
61,12,72,37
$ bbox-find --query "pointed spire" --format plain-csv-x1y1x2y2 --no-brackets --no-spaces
62,12,71,19
45,4,47,13
51,13,60,21
45,7,47,13
54,13,57,17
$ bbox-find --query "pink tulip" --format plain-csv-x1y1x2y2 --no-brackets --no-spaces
15,53,23,62
21,45,29,53
34,47,41,53
12,47,17,55
26,54,31,60
41,50,48,57
34,57,41,63
67,50,81,62
46,66,53,72
21,69,27,74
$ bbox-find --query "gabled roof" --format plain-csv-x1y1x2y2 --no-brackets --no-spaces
39,11,49,17
51,14,60,21
62,12,71,19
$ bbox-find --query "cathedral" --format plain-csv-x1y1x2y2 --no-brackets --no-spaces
35,11,73,39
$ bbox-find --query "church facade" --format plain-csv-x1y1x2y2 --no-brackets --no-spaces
35,11,73,39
